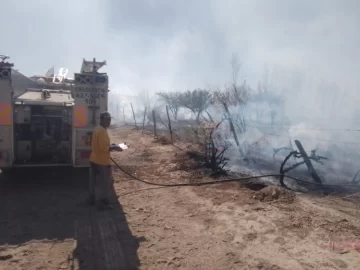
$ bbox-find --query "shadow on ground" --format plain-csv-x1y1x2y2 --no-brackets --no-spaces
0,167,140,269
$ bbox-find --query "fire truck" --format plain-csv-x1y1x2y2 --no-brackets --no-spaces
0,55,108,171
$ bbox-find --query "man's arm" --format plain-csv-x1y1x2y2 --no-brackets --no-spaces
98,131,122,152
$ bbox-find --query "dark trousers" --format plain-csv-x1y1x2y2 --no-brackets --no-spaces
89,162,114,204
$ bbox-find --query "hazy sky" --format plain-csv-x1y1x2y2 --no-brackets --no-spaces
2,0,360,95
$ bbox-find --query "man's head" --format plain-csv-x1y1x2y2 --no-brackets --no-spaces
100,111,112,128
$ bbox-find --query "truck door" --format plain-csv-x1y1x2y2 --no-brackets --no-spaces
72,64,108,167
0,61,13,169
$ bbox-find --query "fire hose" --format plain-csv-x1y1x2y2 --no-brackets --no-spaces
109,156,360,195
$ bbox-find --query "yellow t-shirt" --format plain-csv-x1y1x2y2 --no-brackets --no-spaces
89,126,111,165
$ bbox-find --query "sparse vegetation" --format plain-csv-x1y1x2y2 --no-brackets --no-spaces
156,92,181,120
177,89,212,123
113,52,360,192
204,122,230,176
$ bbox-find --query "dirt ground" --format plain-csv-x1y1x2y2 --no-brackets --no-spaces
1,125,360,270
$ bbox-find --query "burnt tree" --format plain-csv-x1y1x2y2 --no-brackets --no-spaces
279,140,327,188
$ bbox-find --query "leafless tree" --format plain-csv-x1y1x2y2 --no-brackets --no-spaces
178,89,212,123
231,52,242,88
210,54,251,156
156,92,181,120
213,81,249,132
213,88,241,155
229,54,250,134
252,84,285,127
138,89,157,115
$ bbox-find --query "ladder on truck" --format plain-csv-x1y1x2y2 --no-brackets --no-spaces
0,55,14,169
72,58,108,167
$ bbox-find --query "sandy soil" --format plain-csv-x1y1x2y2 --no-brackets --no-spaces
1,125,360,270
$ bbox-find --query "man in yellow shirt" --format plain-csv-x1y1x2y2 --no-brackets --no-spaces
88,111,122,209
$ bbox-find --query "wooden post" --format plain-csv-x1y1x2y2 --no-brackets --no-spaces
142,107,147,134
152,109,157,137
166,106,173,143
294,140,322,184
130,102,137,129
